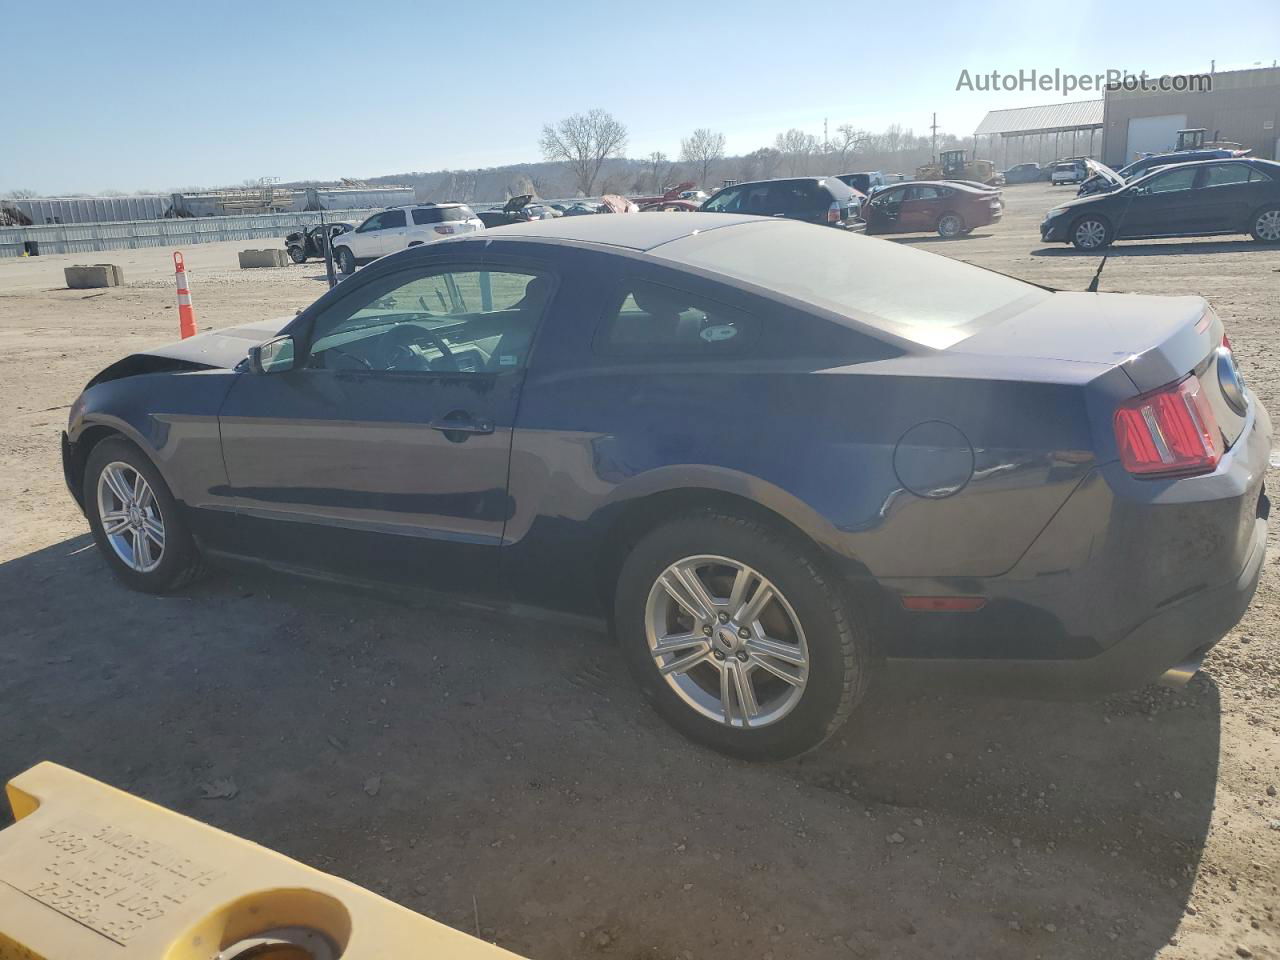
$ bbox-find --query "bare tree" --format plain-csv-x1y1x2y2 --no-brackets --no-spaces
539,109,628,196
831,124,869,172
680,129,726,189
3,188,39,199
738,147,782,182
645,151,672,193
774,129,819,175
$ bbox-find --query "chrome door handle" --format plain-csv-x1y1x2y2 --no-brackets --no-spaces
430,411,494,439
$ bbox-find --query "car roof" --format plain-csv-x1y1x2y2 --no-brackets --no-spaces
716,176,836,188
453,212,764,251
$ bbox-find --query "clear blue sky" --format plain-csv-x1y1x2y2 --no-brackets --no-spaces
2,0,1276,194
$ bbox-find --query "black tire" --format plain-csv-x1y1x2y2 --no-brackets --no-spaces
337,246,356,275
287,245,307,264
937,212,964,238
1070,214,1113,250
615,511,869,760
1249,204,1280,243
84,436,205,593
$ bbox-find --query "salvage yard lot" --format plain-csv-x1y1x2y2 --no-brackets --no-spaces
1,182,1277,959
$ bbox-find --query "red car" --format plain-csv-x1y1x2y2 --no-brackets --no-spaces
862,181,1003,238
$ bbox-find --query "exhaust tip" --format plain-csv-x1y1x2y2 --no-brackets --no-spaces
1158,657,1203,689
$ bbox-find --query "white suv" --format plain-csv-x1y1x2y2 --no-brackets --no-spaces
1050,161,1086,186
333,203,484,273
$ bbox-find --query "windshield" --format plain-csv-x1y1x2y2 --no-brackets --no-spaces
652,220,1048,349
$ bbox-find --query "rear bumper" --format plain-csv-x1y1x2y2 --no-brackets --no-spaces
884,510,1266,697
877,395,1271,698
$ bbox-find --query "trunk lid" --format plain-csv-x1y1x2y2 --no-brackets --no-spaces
957,291,1248,451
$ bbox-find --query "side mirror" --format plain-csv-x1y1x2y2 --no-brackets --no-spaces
247,335,295,374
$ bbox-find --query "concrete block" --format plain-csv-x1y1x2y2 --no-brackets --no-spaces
64,264,123,289
238,248,289,269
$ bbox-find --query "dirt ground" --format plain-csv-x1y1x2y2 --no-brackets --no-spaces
1,184,1277,960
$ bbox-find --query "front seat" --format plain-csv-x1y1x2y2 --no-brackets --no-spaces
489,275,552,369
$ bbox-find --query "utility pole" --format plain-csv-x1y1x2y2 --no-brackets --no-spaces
823,117,829,154
931,112,939,161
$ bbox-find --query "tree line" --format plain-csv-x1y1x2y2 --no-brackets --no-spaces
533,109,972,197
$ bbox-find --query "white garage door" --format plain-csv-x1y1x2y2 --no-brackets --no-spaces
1125,114,1188,162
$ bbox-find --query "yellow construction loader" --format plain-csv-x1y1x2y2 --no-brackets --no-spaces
915,149,1000,185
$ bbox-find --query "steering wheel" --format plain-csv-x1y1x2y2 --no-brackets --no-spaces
372,322,456,371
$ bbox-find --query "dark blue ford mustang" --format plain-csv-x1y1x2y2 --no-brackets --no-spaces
62,214,1271,758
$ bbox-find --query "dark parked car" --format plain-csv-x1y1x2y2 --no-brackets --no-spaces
1002,163,1043,184
476,195,556,228
1077,149,1250,196
835,172,887,195
699,177,862,228
862,181,1003,237
1041,158,1280,249
63,214,1270,759
284,222,352,263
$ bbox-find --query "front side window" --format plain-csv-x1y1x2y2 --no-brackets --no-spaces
872,186,907,206
1143,167,1198,194
306,267,552,374
701,186,744,212
356,212,387,232
596,279,754,357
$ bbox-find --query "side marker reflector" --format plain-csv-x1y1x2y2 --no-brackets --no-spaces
902,596,987,612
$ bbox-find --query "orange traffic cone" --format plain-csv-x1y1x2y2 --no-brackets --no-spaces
173,251,198,339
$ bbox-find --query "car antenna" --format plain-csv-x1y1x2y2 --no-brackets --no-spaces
1085,168,1146,293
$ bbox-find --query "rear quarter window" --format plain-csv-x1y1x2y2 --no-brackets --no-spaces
595,279,756,357
412,206,474,225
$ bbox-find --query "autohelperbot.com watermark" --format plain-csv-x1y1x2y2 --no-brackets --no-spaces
956,68,1212,98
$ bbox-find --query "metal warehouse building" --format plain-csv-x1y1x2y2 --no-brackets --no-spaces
1101,65,1280,167
974,100,1104,169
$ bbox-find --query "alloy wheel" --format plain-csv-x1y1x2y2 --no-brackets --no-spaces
96,461,165,573
1256,209,1280,242
644,555,809,728
938,214,963,238
1075,219,1107,249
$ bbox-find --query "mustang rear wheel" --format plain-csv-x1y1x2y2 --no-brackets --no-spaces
84,437,205,593
616,512,868,759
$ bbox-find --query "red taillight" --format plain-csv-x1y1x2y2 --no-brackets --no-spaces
827,201,841,224
1113,374,1223,477
1222,332,1232,351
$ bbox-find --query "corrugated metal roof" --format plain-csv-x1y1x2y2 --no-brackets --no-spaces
974,100,1104,136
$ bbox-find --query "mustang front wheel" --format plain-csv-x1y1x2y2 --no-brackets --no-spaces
84,437,205,593
616,512,868,759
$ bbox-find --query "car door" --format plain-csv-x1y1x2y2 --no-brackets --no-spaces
866,186,908,232
1192,163,1258,232
346,212,389,259
902,185,944,232
1120,166,1201,237
372,208,408,254
217,255,555,592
